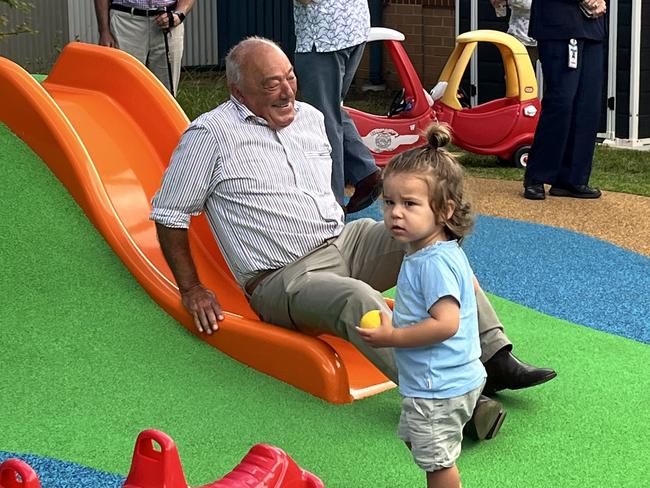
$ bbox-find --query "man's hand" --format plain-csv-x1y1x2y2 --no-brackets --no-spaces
98,31,117,48
580,0,607,18
155,11,181,30
180,284,224,334
355,312,396,348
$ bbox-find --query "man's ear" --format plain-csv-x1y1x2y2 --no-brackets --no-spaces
230,84,244,103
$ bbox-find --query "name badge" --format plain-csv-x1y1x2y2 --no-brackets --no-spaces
568,38,578,69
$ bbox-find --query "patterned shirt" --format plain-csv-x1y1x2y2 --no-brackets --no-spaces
110,1,176,9
293,0,370,53
150,98,345,286
508,0,536,46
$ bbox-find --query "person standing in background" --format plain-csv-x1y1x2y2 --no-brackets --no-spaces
94,0,195,96
523,0,607,200
491,0,538,67
293,0,382,214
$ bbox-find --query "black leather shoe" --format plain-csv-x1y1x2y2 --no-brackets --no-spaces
345,170,382,214
549,184,601,199
484,348,557,395
465,395,506,441
523,183,545,200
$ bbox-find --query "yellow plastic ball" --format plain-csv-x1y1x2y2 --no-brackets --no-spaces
360,310,382,329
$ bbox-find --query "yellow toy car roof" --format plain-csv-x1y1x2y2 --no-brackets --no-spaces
438,30,538,110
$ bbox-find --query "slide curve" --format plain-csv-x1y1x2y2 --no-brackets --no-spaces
0,42,394,403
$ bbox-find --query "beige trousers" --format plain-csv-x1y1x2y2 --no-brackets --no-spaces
109,9,184,96
248,219,511,383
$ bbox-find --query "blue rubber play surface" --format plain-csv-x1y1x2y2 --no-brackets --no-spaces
465,215,650,344
0,453,123,488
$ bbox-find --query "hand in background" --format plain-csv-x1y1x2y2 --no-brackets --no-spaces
155,11,180,30
98,31,117,48
580,0,607,18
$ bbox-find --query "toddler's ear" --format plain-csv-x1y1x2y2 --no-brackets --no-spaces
445,200,456,220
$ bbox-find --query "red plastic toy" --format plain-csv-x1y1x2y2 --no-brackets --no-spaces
124,429,324,488
0,431,322,488
347,28,540,168
0,459,42,488
346,28,435,167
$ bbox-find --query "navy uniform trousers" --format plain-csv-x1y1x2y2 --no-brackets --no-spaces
525,38,604,187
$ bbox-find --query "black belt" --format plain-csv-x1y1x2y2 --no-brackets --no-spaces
244,269,277,296
110,3,176,16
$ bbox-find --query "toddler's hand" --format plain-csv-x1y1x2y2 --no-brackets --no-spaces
355,312,396,348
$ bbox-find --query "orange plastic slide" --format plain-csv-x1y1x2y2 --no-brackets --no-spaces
0,43,395,403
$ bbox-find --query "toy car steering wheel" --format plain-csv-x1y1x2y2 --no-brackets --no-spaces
387,88,407,118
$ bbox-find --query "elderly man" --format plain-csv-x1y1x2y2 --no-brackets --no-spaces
150,37,556,439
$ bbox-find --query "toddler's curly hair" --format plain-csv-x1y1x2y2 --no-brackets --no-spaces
383,123,474,242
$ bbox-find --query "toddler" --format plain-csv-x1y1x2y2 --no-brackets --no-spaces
357,124,486,488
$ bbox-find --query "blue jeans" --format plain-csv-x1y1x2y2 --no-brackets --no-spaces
295,44,379,205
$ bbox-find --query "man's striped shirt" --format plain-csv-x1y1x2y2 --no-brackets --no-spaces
150,98,345,286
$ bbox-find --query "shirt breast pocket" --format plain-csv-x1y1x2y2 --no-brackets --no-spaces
302,150,332,192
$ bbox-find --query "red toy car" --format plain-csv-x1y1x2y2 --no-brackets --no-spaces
346,28,540,168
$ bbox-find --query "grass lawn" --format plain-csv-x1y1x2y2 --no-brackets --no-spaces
177,69,650,197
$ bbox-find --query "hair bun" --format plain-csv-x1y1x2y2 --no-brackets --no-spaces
424,123,451,150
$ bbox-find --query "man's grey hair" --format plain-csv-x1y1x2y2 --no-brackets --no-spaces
225,36,285,87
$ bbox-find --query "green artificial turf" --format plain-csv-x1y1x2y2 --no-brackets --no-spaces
1,123,649,487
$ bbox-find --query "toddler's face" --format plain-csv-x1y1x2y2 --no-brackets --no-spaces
382,173,447,253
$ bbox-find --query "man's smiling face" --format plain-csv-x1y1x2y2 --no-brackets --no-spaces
234,44,297,130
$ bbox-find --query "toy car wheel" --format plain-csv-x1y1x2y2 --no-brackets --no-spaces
512,145,531,169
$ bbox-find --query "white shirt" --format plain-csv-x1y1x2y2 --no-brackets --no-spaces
150,98,345,286
508,0,537,46
293,0,370,53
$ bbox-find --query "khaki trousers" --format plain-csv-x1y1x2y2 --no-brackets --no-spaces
248,219,511,383
109,9,184,96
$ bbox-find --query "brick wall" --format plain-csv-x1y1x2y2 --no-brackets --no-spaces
356,0,456,92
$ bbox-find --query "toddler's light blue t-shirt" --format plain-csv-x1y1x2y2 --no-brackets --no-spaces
393,240,486,399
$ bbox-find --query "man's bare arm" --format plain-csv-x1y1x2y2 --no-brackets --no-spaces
175,0,196,15
155,223,224,334
93,0,116,47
